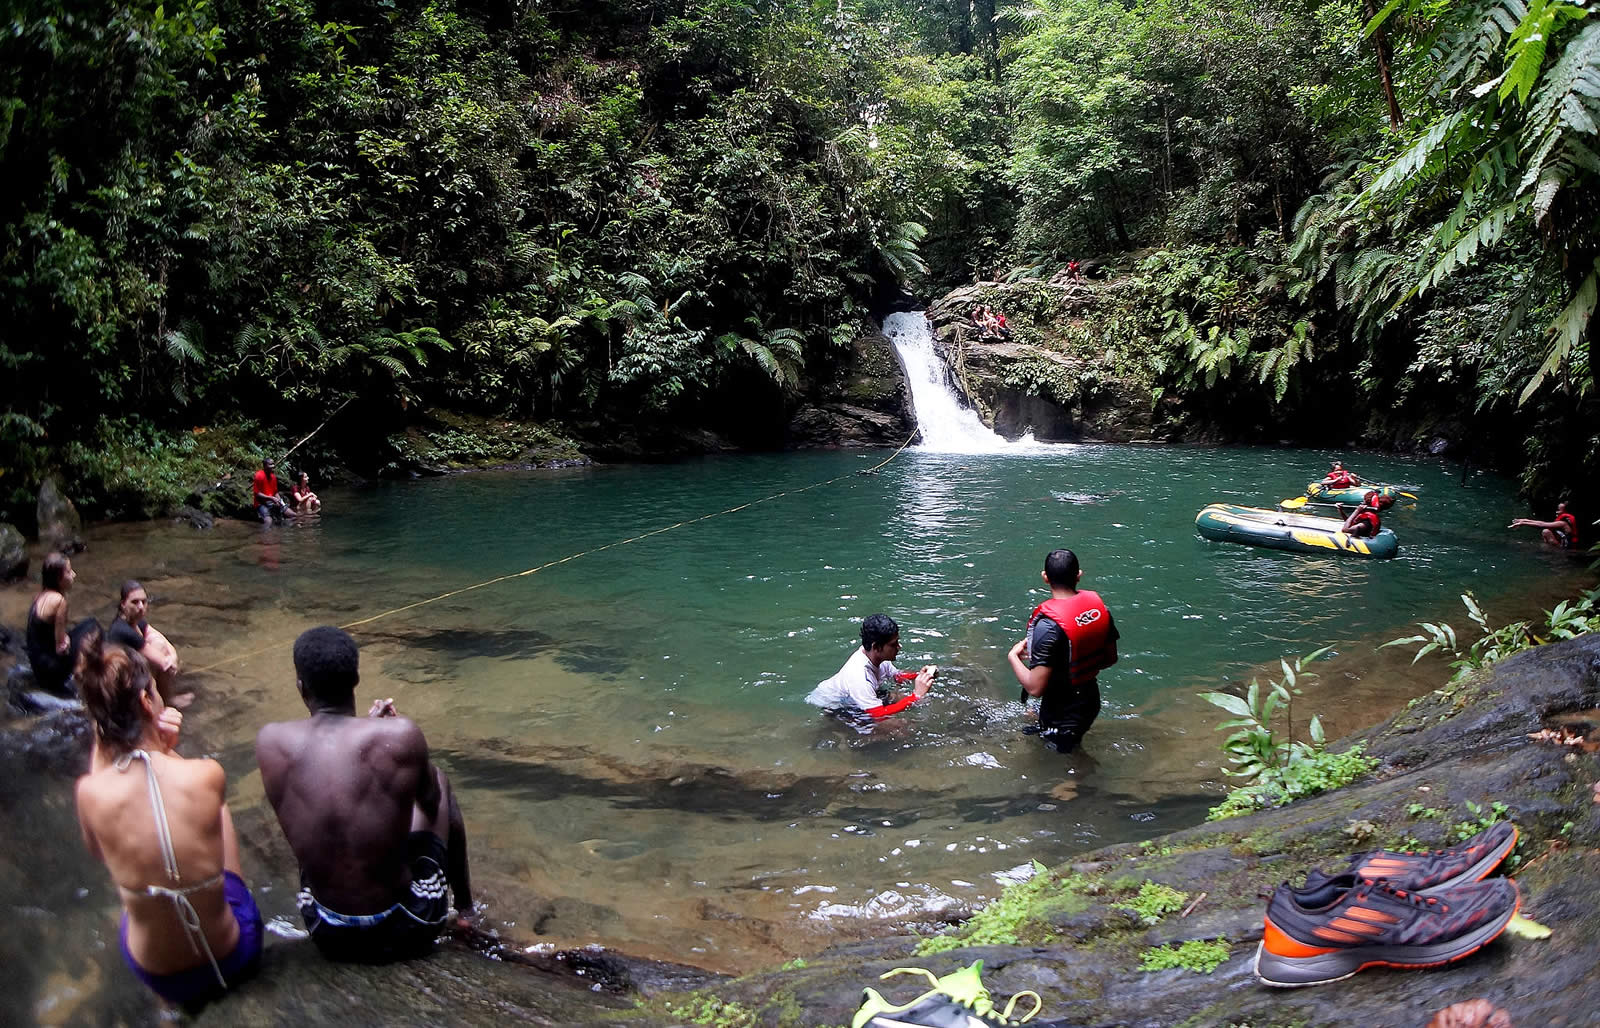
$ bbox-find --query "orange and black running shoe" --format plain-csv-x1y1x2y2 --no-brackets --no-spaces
1254,874,1519,987
1303,822,1517,894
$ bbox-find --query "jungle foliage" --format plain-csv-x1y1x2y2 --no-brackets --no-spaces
2,0,1596,518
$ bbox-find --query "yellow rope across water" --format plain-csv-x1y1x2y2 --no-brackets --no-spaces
191,427,920,675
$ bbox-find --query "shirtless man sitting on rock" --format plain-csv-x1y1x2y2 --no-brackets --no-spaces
256,626,474,963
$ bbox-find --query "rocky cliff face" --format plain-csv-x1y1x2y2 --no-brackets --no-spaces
785,332,917,448
927,280,1162,443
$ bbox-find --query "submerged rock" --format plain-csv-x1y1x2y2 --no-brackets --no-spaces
36,478,84,553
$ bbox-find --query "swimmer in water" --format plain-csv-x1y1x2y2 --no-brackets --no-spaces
806,613,936,721
74,632,263,1008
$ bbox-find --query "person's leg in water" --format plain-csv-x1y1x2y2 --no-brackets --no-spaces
412,766,473,924
1043,689,1101,755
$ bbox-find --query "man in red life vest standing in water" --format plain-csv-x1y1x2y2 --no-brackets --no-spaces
1008,549,1119,754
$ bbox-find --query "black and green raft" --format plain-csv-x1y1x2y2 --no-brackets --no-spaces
1195,504,1399,559
1301,482,1412,506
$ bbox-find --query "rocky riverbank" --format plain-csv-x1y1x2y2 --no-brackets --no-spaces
654,632,1600,1027
10,625,1596,1025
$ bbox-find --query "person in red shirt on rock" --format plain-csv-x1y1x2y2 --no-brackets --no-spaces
251,458,295,524
1510,501,1580,550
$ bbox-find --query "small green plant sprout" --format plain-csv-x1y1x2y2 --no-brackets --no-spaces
1451,800,1512,843
1200,647,1332,790
1118,881,1188,925
1139,938,1231,973
1406,803,1443,820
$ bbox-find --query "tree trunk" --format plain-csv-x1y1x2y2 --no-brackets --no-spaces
1361,0,1404,130
1163,99,1174,197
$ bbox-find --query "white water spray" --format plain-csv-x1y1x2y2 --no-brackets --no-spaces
882,312,1046,454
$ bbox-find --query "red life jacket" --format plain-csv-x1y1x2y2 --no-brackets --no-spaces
1029,590,1115,689
1351,510,1381,536
1326,471,1357,488
1556,511,1578,544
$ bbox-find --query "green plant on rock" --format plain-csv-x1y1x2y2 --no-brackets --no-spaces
1453,800,1514,844
1201,648,1378,820
1205,745,1379,821
1117,881,1188,925
1202,649,1330,785
915,861,1079,955
1139,938,1231,974
662,994,756,1028
1385,589,1600,685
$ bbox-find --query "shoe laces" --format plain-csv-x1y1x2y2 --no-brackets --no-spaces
880,965,1043,1023
1364,879,1450,913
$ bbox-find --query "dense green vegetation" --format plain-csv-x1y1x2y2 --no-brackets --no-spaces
2,0,1595,521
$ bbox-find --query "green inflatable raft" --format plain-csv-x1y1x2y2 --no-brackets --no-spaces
1195,503,1399,559
1303,482,1406,506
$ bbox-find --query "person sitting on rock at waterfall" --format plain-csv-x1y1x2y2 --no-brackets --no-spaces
108,580,190,708
256,627,475,963
25,552,100,695
1067,259,1081,282
1509,500,1580,550
251,458,295,523
1320,461,1362,489
1338,492,1384,538
994,310,1011,339
806,613,936,722
74,631,264,1009
291,471,321,513
1008,548,1119,755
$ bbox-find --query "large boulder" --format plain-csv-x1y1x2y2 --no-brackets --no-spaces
0,522,25,581
927,280,1157,443
787,333,916,448
35,478,83,553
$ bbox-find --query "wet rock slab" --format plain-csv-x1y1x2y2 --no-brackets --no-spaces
189,942,655,1028
682,633,1600,1027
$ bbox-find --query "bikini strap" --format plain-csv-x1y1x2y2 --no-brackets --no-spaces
113,749,229,990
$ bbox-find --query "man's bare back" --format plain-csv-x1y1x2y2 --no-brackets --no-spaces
257,708,440,914
258,627,471,963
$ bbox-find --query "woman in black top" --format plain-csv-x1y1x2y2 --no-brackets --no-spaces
25,552,99,695
108,580,185,704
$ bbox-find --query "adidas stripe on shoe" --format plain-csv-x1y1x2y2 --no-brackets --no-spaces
1254,874,1519,988
1303,822,1517,895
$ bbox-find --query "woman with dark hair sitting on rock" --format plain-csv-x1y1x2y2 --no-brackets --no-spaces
25,552,99,695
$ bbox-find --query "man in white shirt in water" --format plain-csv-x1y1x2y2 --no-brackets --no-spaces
807,613,936,721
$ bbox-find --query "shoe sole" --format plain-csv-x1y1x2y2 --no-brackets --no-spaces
1417,823,1518,893
1253,890,1520,988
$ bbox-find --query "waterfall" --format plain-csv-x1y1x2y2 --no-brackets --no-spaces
882,312,1045,454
